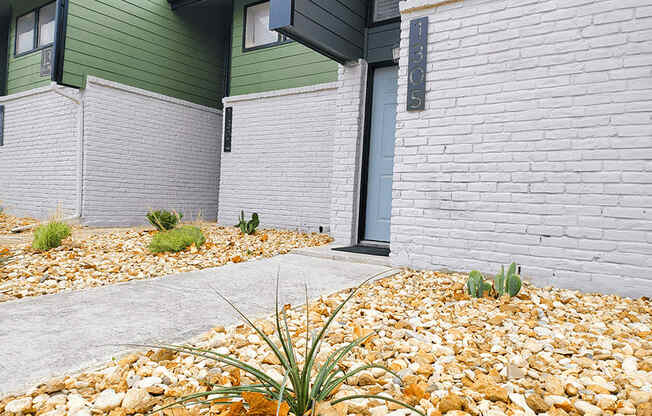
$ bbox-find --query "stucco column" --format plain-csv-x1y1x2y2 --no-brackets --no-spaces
330,60,368,245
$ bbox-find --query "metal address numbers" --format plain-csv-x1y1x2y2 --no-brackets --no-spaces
407,17,428,111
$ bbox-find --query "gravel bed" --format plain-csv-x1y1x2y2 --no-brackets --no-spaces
0,224,332,303
1,270,650,416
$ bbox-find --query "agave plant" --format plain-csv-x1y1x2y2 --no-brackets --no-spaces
141,271,426,416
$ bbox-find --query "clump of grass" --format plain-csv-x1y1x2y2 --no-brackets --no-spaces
32,221,72,251
140,272,426,416
146,209,183,231
148,225,205,253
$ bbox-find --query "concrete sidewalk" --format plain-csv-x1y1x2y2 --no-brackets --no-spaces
0,254,391,395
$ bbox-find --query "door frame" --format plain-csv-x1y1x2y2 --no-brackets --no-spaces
357,61,398,247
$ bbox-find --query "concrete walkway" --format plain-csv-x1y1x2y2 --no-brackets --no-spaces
0,253,390,395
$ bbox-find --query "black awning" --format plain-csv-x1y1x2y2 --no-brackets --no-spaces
269,0,368,64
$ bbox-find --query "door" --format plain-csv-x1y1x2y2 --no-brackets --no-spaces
362,65,398,243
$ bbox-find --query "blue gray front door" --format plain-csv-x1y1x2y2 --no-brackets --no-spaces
363,65,398,243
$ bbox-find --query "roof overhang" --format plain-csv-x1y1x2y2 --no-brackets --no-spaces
168,0,230,10
0,0,10,18
269,0,368,64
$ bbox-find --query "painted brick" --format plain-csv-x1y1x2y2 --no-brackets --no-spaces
219,83,338,233
82,78,221,226
393,0,652,297
0,85,79,219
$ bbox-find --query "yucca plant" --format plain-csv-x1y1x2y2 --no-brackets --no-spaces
140,272,426,416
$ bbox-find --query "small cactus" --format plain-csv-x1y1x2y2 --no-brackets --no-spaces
493,262,522,297
466,270,491,298
236,211,259,235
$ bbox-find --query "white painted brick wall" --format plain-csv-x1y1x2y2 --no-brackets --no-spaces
330,62,368,244
219,83,338,232
82,78,221,226
0,85,79,219
394,0,652,297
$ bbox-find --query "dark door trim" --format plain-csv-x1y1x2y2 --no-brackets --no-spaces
357,60,397,246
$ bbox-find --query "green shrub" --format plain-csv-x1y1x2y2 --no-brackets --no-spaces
236,211,259,235
149,226,205,253
143,271,426,416
146,209,182,231
466,270,492,298
32,221,72,251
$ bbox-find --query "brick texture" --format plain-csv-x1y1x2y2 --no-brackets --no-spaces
0,85,79,219
393,0,652,297
330,62,368,244
82,78,221,226
219,84,338,232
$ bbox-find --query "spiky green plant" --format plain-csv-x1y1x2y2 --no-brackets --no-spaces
140,272,426,416
493,262,522,297
32,221,72,251
146,209,183,231
236,211,259,235
466,270,491,298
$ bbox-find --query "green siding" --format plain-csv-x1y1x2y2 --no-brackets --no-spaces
6,0,54,95
61,0,227,108
230,0,338,96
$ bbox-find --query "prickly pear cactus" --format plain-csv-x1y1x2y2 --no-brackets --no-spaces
466,270,490,298
494,262,522,297
236,211,260,235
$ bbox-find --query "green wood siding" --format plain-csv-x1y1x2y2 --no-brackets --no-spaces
230,0,338,96
61,0,227,108
6,0,54,95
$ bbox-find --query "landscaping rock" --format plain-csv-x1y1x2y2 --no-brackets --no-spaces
94,389,124,411
5,397,32,413
121,388,153,413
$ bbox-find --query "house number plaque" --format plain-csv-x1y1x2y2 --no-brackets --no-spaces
223,107,232,152
407,17,428,111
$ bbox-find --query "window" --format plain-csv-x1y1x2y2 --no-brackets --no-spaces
15,12,35,55
38,3,56,47
243,1,287,51
15,2,56,56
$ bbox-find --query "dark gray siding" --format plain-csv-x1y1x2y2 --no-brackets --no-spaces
366,21,400,64
271,0,368,63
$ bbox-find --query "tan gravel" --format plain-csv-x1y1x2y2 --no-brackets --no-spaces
0,212,38,234
1,269,650,416
0,224,332,303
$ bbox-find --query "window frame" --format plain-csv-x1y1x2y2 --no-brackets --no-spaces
241,0,291,53
14,1,57,58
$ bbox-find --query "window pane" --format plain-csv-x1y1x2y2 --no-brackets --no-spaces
245,2,278,49
39,3,56,46
16,12,35,54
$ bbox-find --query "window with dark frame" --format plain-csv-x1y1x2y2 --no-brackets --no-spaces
15,2,56,57
243,1,289,52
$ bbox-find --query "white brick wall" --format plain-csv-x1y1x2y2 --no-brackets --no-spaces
0,85,79,219
393,0,652,297
219,83,338,232
330,62,368,244
82,77,222,226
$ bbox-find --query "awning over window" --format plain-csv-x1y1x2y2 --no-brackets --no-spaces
269,0,368,64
